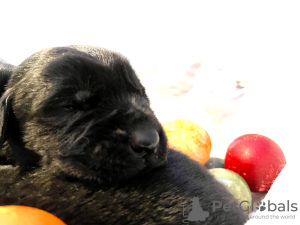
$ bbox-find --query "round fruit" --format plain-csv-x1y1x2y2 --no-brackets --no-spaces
163,119,211,165
205,157,225,169
209,168,252,212
225,134,286,192
0,205,66,225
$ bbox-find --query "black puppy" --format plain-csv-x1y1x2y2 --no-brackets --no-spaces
0,46,248,224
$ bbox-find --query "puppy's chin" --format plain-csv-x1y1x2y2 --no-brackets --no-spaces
56,147,168,184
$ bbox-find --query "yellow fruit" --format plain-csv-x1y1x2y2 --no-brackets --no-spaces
163,119,212,165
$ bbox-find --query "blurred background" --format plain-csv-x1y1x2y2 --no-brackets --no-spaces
1,1,300,224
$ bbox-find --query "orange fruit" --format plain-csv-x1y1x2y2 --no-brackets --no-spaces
0,206,66,225
163,119,212,165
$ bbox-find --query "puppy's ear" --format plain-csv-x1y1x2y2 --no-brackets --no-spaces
0,60,15,96
0,60,15,146
0,90,13,147
0,89,42,169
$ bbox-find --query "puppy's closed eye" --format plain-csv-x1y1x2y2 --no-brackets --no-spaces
65,91,97,111
75,91,92,103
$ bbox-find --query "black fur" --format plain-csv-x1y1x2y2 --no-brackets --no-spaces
0,46,248,224
0,59,15,96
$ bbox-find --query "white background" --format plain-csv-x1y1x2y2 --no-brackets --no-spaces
2,1,300,85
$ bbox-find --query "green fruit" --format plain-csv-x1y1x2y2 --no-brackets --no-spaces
210,168,252,213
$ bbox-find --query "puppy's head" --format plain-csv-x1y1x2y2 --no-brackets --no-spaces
0,46,168,183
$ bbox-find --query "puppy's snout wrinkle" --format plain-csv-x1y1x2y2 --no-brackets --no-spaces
131,129,159,156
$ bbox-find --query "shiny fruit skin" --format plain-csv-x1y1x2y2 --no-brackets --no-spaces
205,157,225,169
209,168,252,213
0,205,66,225
225,134,286,192
163,119,212,165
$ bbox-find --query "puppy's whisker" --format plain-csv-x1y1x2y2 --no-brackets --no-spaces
63,113,94,134
64,119,94,138
73,136,89,146
113,129,127,136
105,109,117,118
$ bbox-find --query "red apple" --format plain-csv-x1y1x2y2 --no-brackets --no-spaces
225,134,286,192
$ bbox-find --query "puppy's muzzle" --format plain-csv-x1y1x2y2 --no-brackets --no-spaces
131,129,159,158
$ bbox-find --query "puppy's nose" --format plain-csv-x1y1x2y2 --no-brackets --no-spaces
131,129,159,155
